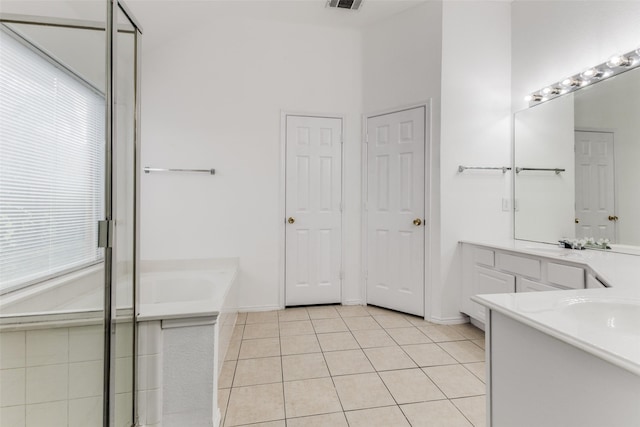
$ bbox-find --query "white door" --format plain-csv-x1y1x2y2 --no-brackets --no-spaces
575,131,616,241
285,115,342,306
366,107,426,316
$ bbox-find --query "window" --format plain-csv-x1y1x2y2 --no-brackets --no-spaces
0,26,105,293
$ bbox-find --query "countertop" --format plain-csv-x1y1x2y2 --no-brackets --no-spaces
463,239,640,376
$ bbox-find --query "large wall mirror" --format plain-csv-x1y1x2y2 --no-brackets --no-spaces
514,66,640,255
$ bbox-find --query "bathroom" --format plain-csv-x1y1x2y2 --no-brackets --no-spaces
0,1,639,426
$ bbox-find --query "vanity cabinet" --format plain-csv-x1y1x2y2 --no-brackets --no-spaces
461,243,590,324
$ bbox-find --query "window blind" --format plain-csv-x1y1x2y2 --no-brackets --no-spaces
0,27,105,293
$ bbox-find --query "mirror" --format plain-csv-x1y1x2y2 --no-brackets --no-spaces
514,66,640,255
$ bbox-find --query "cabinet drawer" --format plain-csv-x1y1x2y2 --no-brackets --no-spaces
547,263,584,289
472,266,516,322
474,248,495,267
517,278,560,293
495,253,541,279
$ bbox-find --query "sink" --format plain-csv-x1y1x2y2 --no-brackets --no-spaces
524,246,571,254
558,298,640,335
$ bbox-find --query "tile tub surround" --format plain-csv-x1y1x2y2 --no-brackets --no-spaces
0,322,134,427
218,305,486,427
463,239,640,376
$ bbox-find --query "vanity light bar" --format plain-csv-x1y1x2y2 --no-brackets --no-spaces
525,46,640,107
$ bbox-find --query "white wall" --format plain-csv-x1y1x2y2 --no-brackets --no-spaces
140,14,362,310
437,1,512,322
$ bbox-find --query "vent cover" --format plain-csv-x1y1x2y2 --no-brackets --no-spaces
327,0,363,11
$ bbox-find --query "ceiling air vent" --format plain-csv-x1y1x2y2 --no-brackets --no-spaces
327,0,363,11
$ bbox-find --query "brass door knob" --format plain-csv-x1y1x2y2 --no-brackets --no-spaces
575,218,580,224
287,217,295,224
608,215,619,221
413,218,422,226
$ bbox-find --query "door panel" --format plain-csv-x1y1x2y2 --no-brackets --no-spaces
366,107,425,316
575,131,615,241
285,116,342,306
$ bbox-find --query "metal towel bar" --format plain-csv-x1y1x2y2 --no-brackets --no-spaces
515,167,565,175
144,167,215,175
458,165,512,173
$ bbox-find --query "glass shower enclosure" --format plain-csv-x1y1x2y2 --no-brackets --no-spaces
0,1,141,426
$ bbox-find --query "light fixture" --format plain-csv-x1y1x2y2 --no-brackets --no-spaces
606,54,632,68
525,45,640,106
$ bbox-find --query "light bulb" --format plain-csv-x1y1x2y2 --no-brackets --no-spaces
606,55,631,67
524,93,543,103
581,68,604,79
561,78,580,87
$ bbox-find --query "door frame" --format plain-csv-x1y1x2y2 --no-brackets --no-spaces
361,101,433,319
279,111,346,309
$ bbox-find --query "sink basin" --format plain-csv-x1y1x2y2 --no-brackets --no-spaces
559,299,640,335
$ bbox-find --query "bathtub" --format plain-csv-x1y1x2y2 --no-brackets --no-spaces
136,258,239,427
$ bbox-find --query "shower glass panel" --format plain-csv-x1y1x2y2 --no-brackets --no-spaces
112,4,138,426
0,1,141,426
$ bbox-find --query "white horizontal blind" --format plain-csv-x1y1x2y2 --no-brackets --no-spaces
0,28,105,292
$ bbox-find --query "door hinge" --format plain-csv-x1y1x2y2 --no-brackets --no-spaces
364,133,369,144
98,220,113,248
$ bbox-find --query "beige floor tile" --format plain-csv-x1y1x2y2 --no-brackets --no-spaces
336,305,370,318
231,325,245,341
332,372,395,411
405,317,437,327
279,320,315,337
373,315,413,328
312,318,348,333
364,305,396,315
449,323,485,341
351,329,396,348
246,311,279,324
401,400,472,427
317,332,360,352
239,338,281,359
225,383,284,426
233,357,282,387
243,323,279,340
386,327,432,345
439,341,485,364
402,344,457,367
323,349,374,376
472,339,485,350
307,306,340,319
363,346,417,371
281,334,321,356
219,360,236,389
286,412,348,427
233,422,285,427
345,405,410,427
219,387,230,426
282,353,329,381
278,308,309,322
417,325,466,343
225,340,241,361
423,365,486,399
452,396,486,427
378,368,446,404
343,316,382,331
463,362,486,383
236,312,248,325
283,378,342,418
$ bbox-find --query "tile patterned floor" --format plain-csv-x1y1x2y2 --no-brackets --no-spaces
219,305,486,427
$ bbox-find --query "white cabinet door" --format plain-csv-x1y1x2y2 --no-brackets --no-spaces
285,115,342,306
366,107,426,316
472,266,515,322
517,278,560,293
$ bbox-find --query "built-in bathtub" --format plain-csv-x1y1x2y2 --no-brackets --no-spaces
0,258,238,427
137,258,239,427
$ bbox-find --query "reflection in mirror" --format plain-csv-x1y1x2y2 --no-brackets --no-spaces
514,67,640,255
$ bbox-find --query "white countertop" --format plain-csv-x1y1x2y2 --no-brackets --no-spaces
463,239,640,375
